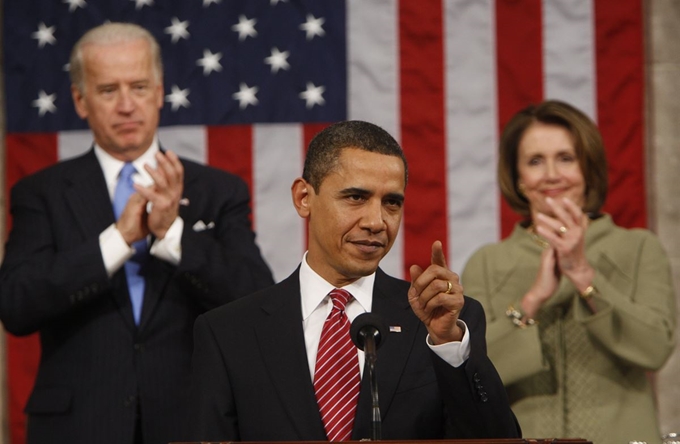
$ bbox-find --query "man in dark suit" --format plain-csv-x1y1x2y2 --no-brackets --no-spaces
188,120,521,441
0,23,273,444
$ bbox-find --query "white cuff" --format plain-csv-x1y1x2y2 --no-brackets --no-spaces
150,217,183,265
99,224,135,277
426,320,471,368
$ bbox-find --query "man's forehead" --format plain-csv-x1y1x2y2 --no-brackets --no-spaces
329,151,405,189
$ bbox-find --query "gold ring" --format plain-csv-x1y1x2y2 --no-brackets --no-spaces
445,281,453,294
559,226,567,234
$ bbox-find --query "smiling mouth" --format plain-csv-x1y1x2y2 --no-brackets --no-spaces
542,189,565,196
351,240,385,253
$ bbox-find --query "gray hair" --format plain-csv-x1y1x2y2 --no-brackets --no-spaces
69,22,163,94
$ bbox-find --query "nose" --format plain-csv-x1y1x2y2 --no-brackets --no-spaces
360,200,386,233
545,159,559,180
116,89,135,113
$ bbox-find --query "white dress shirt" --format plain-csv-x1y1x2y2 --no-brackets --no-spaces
95,139,184,276
299,252,471,382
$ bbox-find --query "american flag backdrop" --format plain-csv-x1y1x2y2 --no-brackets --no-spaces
3,0,646,442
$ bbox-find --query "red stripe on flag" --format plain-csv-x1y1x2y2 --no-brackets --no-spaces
595,0,646,228
495,0,544,238
207,125,257,227
207,125,254,193
5,133,58,444
399,0,448,275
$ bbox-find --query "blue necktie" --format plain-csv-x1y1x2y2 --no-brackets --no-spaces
112,163,147,325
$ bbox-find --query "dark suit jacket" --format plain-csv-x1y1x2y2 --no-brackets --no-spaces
188,267,521,441
0,149,274,444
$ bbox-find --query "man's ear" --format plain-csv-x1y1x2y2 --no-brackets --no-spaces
71,85,88,119
291,178,312,218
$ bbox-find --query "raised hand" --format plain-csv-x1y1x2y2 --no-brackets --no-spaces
533,197,594,295
135,150,184,240
116,191,150,245
521,246,559,318
408,240,465,344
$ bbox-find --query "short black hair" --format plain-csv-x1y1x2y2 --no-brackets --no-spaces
303,120,408,191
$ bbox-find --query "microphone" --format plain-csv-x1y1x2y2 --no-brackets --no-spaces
350,313,388,441
350,312,388,352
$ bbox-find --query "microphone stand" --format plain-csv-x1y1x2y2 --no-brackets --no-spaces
363,331,381,441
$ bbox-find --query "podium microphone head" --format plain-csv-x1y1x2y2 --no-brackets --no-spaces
350,312,388,351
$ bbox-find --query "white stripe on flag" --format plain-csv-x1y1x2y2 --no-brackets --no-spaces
58,130,94,160
445,0,500,274
253,124,305,282
158,126,207,164
543,0,597,121
347,0,403,278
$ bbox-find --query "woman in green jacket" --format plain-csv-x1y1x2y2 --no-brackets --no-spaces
462,100,675,444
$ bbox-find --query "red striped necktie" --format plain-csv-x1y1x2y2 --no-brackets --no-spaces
313,288,361,441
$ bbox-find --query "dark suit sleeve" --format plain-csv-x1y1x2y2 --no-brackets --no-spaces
434,297,521,438
0,177,112,336
173,165,274,310
186,313,239,441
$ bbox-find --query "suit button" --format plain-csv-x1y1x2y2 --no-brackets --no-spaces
123,395,136,407
133,343,144,352
480,393,488,403
473,372,481,382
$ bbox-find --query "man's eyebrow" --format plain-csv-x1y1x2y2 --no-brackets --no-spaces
338,187,370,196
385,192,405,203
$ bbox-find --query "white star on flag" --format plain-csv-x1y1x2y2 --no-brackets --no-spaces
202,0,221,6
232,15,257,41
132,0,153,10
32,90,57,116
299,82,325,108
264,47,290,74
31,22,57,48
63,0,86,12
232,83,259,109
165,85,190,111
197,49,223,76
165,17,190,44
299,14,325,40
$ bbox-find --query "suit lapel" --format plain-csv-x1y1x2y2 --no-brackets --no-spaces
63,149,115,240
62,150,137,329
256,271,328,440
353,269,423,439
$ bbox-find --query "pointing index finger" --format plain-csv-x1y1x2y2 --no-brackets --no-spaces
430,240,447,268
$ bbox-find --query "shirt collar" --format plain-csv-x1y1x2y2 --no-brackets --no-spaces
94,137,160,196
299,251,374,321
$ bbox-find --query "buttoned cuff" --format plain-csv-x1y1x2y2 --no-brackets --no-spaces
427,320,471,368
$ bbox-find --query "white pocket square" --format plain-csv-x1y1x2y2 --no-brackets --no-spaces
192,220,215,232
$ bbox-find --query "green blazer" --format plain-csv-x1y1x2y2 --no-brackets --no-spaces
462,214,676,444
